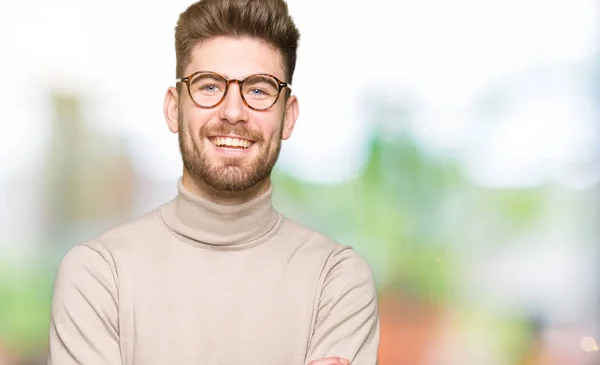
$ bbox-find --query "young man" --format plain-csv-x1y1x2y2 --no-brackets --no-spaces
47,1,380,364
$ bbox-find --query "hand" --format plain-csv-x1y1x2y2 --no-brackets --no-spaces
307,357,350,365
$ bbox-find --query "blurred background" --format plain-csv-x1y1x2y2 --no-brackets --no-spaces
1,0,599,364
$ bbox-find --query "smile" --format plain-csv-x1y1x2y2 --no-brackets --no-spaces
208,136,255,149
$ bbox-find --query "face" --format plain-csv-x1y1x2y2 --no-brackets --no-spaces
164,36,299,192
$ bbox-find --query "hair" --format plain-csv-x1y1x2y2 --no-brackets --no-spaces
174,0,300,84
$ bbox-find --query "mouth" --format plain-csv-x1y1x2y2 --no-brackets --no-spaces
208,135,255,150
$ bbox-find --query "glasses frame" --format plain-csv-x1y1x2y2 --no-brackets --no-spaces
176,71,291,111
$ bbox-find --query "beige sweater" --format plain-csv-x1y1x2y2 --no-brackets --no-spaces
48,179,380,365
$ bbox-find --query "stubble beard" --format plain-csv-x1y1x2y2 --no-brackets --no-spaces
177,112,283,192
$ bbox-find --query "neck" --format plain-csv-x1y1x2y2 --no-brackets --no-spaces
181,168,272,206
160,175,281,249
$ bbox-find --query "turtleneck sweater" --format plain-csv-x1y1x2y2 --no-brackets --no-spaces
47,179,380,365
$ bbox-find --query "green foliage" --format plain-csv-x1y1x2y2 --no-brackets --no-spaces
273,116,548,307
273,132,465,304
0,260,54,357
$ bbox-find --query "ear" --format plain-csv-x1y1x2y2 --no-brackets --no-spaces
163,86,179,133
281,95,299,140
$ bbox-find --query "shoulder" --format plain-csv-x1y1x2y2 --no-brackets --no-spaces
57,243,113,275
279,216,375,281
57,206,167,269
81,206,167,251
320,245,376,295
56,207,167,278
52,243,119,304
97,207,165,243
279,216,345,251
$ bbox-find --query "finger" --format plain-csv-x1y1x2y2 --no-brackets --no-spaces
307,357,350,365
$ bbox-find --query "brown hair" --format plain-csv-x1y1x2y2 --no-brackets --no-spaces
174,0,300,84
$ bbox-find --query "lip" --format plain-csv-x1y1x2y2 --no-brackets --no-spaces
207,137,255,155
208,134,256,143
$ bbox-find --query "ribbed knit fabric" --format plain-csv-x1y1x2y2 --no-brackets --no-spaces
48,178,380,365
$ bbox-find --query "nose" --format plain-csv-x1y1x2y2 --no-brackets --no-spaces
218,80,248,124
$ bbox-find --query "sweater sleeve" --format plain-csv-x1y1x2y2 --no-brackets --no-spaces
48,244,122,365
305,248,380,365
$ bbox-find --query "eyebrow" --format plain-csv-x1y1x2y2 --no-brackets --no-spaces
191,71,282,82
244,75,277,84
219,72,279,81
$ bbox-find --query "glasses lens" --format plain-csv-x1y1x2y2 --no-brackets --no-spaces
189,73,227,107
241,75,280,110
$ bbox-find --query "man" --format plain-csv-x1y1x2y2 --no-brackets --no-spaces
47,0,380,364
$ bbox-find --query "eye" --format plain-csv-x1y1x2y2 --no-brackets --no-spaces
189,73,226,95
248,88,266,96
243,76,278,99
203,84,221,93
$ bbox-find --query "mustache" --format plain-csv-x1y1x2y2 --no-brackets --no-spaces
199,123,263,142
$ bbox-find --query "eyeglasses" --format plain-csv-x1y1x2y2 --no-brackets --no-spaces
176,71,291,111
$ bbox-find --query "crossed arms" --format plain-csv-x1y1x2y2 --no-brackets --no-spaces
47,246,380,364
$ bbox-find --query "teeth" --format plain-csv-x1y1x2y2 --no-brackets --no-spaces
213,137,252,148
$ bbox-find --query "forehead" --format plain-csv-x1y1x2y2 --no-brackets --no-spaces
186,36,285,80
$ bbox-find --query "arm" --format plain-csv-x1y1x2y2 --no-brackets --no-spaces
305,248,380,365
48,244,122,365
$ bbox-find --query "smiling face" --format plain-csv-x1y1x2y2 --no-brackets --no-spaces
164,36,299,200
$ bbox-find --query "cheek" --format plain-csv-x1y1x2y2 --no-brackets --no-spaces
182,108,213,138
258,111,285,140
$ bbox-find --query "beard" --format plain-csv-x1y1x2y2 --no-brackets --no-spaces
177,112,283,192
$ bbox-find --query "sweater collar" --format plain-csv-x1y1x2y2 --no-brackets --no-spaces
160,178,281,249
